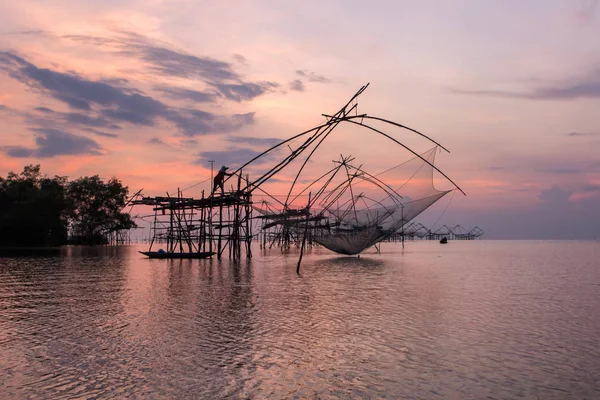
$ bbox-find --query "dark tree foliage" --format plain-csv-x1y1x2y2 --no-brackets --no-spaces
68,175,137,245
0,165,137,247
0,165,70,246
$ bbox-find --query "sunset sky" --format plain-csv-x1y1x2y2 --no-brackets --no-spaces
1,0,599,239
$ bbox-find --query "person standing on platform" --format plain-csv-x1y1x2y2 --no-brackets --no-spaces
212,166,232,195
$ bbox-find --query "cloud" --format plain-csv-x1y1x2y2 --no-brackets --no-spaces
158,81,279,103
289,79,305,92
63,32,277,100
2,128,102,158
130,43,236,82
227,136,282,148
65,32,239,82
528,77,600,100
0,51,167,120
438,189,600,239
194,147,274,167
296,69,330,83
538,186,571,207
3,146,35,158
100,108,157,125
180,138,198,147
539,167,584,175
210,81,278,102
0,52,256,136
147,137,167,145
154,86,217,102
232,54,248,65
6,30,48,36
168,110,255,136
141,47,236,81
83,128,119,138
582,184,600,193
532,158,599,176
450,68,600,100
32,128,103,157
64,112,122,129
566,131,599,137
34,107,54,113
449,88,524,98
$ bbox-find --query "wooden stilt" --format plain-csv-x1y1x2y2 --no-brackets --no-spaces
297,192,311,274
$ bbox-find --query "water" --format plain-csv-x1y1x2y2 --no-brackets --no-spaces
1,241,599,399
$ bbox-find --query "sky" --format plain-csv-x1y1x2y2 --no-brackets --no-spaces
0,0,599,239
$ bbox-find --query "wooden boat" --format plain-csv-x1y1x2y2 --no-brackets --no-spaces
139,251,215,259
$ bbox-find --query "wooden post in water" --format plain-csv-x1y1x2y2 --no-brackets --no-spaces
168,194,174,252
235,171,242,260
217,202,223,260
178,189,184,253
245,174,252,259
401,205,405,249
209,161,214,256
200,190,205,252
297,192,311,274
149,207,158,251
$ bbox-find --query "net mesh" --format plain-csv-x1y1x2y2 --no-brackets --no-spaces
306,147,451,254
213,91,459,255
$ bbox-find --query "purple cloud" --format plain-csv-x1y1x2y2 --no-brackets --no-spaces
0,52,257,136
450,68,600,100
296,69,330,83
289,79,305,92
2,128,102,158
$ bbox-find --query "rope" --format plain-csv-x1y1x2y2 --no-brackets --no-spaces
430,189,456,231
180,177,211,192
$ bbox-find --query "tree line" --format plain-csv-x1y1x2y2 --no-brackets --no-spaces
0,165,136,247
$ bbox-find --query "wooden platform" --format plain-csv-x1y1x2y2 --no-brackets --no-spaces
139,251,215,259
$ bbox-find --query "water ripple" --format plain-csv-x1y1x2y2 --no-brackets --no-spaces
1,242,599,398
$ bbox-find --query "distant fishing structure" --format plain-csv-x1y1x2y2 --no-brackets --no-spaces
131,83,467,268
387,223,484,241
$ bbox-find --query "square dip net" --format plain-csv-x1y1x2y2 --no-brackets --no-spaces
217,84,464,255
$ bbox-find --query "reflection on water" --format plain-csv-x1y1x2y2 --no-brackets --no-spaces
1,242,599,398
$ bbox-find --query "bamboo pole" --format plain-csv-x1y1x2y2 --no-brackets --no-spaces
297,192,311,274
245,173,252,259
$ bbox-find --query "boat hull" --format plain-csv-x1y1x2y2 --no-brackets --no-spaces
139,251,215,259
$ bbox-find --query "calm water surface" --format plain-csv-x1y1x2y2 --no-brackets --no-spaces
1,241,599,399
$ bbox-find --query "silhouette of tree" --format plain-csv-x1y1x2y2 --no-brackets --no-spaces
67,175,137,245
0,165,70,246
0,166,137,247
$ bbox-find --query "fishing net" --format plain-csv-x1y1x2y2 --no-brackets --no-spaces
309,147,452,254
217,85,461,255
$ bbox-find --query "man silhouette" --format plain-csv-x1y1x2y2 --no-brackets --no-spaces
212,165,231,195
